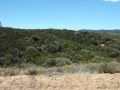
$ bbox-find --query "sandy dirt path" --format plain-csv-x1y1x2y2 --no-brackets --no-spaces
0,74,120,90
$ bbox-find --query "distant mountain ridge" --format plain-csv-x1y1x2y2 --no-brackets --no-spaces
78,29,120,34
88,30,120,34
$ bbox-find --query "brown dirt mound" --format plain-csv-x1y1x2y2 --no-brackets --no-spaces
0,74,120,90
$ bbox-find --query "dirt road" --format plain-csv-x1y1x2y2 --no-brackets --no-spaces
0,74,120,90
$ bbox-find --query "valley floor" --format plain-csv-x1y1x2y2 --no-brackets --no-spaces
0,74,120,90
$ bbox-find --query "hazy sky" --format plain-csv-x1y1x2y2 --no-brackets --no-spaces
0,0,120,30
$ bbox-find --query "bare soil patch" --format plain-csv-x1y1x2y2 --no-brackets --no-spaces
0,74,120,90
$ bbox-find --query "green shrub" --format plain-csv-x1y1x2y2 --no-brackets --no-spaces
55,53,73,60
4,54,13,65
44,58,56,67
108,49,120,58
22,66,38,75
98,61,120,74
1,67,20,76
26,46,39,57
55,58,73,66
44,58,72,67
91,56,110,63
0,57,6,66
72,54,83,63
99,64,114,74
80,49,90,54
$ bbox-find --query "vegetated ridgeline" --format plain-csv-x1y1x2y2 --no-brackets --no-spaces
0,74,120,90
0,27,120,68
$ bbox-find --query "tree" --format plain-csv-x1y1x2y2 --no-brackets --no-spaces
26,46,40,63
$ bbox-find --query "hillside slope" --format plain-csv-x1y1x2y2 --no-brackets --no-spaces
0,27,120,67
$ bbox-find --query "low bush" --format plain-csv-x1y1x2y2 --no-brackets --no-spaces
55,58,73,66
20,64,39,75
44,58,73,67
0,67,20,76
23,67,38,75
98,61,120,74
0,61,120,76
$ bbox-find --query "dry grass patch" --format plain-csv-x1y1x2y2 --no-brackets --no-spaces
0,61,120,76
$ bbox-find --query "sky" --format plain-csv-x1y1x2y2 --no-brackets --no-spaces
0,0,120,30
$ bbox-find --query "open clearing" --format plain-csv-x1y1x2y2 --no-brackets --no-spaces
0,74,120,90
